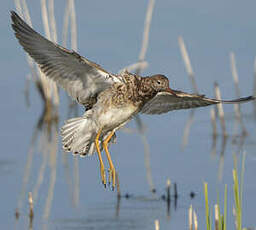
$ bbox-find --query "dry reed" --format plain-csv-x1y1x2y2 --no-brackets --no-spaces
210,107,217,137
189,205,193,230
155,219,160,230
230,52,247,136
178,36,198,93
214,82,227,137
133,0,156,194
178,36,198,149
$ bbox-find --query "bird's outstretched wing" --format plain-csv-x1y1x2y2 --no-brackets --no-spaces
140,89,255,114
11,11,121,105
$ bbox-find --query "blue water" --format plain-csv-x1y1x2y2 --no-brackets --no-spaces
1,1,256,229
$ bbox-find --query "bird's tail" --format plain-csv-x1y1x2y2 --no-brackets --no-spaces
61,112,116,157
61,112,98,156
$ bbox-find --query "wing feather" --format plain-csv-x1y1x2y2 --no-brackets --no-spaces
140,90,255,114
11,11,121,105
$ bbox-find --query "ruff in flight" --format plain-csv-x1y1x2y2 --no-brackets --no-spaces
11,11,255,189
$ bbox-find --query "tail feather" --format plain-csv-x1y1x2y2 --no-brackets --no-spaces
80,142,95,157
62,119,82,135
61,114,117,157
88,142,96,155
62,131,75,143
72,133,95,153
61,115,98,156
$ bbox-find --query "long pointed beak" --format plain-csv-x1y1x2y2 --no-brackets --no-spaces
166,87,177,96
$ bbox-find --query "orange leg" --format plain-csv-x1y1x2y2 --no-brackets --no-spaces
103,131,116,190
95,129,106,187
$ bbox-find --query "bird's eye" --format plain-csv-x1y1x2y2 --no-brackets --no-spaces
157,80,161,85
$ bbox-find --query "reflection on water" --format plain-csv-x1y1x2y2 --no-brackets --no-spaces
55,190,180,230
15,101,59,230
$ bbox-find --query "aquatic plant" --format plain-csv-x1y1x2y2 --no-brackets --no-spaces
202,153,246,230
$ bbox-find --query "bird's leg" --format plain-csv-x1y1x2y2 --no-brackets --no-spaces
95,128,106,187
103,131,116,190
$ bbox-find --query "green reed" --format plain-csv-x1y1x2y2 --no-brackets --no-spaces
203,153,246,230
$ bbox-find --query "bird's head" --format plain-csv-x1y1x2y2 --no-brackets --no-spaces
149,74,177,95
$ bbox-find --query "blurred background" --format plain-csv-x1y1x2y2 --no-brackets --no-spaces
1,0,256,229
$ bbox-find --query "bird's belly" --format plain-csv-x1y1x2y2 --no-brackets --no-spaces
97,104,137,131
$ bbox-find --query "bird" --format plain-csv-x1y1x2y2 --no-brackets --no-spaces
11,11,255,189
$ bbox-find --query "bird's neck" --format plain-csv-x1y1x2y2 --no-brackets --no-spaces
138,77,157,101
121,74,156,106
